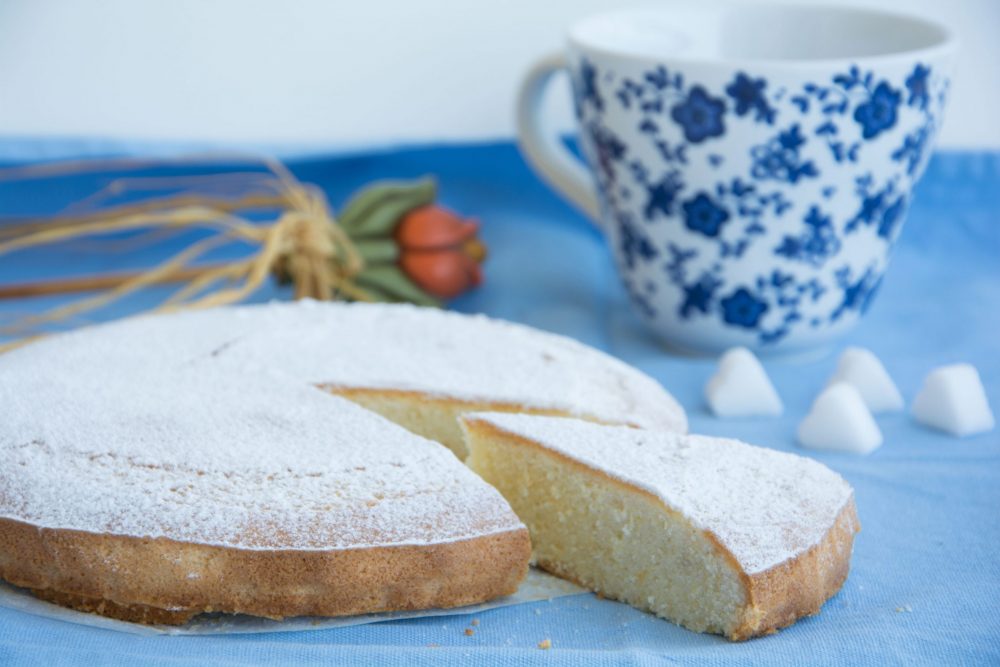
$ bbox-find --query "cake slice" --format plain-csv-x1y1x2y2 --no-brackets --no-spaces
462,413,859,640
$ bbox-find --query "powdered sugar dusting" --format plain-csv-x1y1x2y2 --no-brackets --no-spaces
0,350,522,550
0,302,685,550
10,301,686,432
468,413,854,574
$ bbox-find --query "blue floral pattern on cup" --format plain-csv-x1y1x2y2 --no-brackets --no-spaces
571,57,949,349
670,86,727,143
681,193,730,237
750,124,819,183
853,81,902,139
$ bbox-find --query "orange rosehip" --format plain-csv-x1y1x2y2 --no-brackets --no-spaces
396,205,478,250
400,248,483,299
395,206,486,299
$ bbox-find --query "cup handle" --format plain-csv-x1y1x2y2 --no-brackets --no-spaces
517,53,603,230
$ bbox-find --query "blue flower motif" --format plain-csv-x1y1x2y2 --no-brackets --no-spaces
774,206,841,266
877,196,906,240
624,279,657,319
856,191,884,226
750,124,818,183
681,192,730,238
801,209,839,254
853,81,901,139
831,267,882,321
619,218,657,269
905,64,931,110
846,177,906,236
720,288,769,329
725,72,776,124
587,124,627,183
664,243,697,285
642,173,684,221
644,66,672,90
778,124,806,151
679,276,719,318
577,58,604,113
891,124,931,176
670,86,726,144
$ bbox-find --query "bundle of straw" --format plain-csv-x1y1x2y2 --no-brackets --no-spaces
0,157,458,352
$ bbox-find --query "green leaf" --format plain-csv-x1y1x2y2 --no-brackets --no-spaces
355,265,440,307
351,282,395,303
354,238,399,265
339,181,415,230
339,177,436,235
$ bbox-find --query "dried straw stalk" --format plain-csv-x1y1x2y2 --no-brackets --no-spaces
0,158,371,352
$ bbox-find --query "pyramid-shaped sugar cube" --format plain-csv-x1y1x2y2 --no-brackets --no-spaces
826,347,904,413
797,383,883,454
911,364,995,437
705,347,783,418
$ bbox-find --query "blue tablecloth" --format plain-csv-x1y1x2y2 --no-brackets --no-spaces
0,141,997,665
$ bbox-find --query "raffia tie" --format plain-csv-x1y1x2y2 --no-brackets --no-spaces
0,160,369,352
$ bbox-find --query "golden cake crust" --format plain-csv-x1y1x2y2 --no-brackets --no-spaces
464,418,859,641
0,517,531,625
731,498,857,640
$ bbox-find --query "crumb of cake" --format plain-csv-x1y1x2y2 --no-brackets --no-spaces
895,605,913,613
470,618,479,626
538,638,552,650
464,628,475,636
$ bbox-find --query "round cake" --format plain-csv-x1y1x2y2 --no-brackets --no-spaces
0,301,687,624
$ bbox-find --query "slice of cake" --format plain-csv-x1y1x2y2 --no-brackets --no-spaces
462,413,859,640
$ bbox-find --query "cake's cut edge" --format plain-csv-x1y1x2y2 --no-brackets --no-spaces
326,385,670,459
460,413,859,641
0,517,531,625
323,386,571,459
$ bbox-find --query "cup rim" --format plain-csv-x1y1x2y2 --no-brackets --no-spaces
567,3,958,68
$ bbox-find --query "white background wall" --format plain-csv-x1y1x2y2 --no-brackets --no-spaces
0,0,996,151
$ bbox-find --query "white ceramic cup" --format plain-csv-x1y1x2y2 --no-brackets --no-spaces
518,5,955,354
